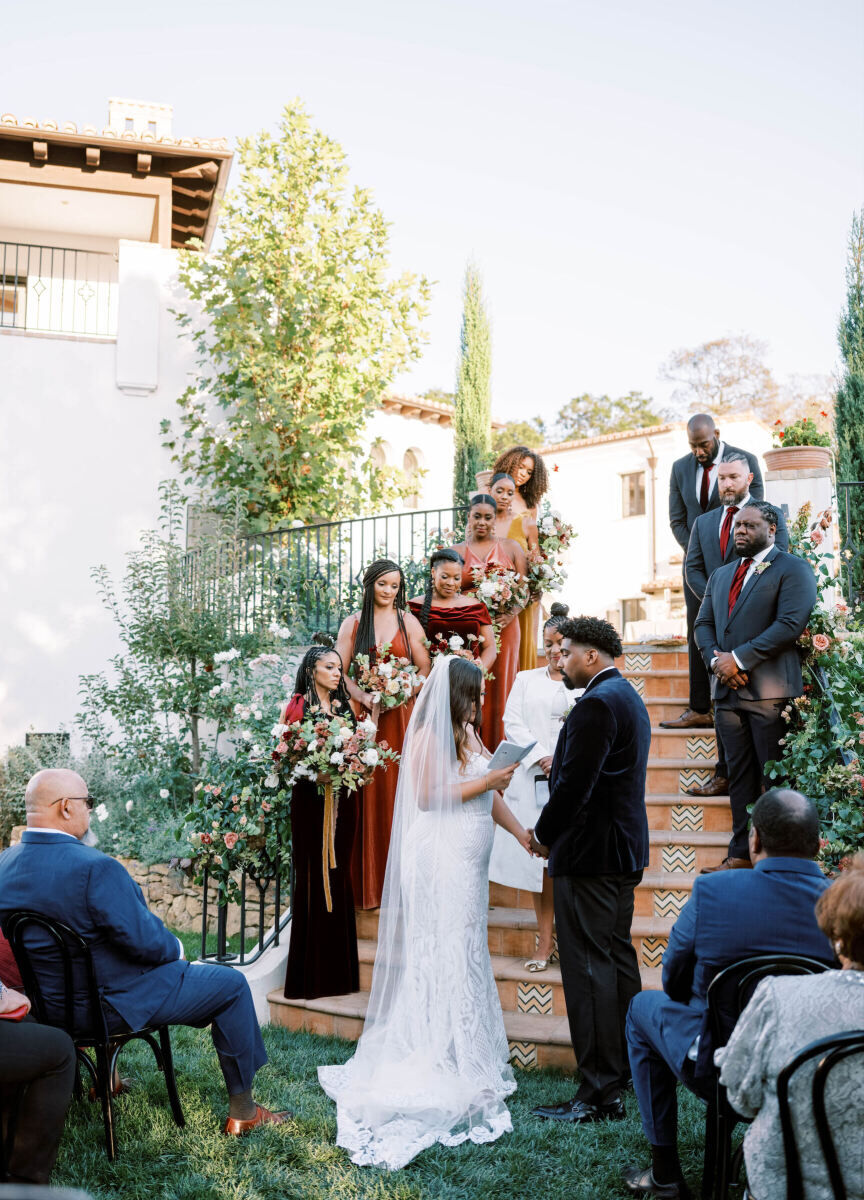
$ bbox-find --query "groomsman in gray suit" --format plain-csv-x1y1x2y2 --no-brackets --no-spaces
694,501,815,870
663,414,763,733
683,453,789,798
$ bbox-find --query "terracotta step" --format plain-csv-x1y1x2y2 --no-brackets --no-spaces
646,794,731,832
650,727,716,759
648,828,728,874
622,671,689,699
647,758,717,793
494,873,703,922
483,910,676,972
619,648,690,671
643,696,710,723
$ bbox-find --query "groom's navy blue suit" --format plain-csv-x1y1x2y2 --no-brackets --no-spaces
535,667,651,1106
0,830,266,1095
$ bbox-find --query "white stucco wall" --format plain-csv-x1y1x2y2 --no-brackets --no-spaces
0,239,192,753
542,417,775,631
364,408,455,513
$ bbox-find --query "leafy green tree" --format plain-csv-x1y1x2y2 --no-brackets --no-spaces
835,208,864,601
553,390,666,441
491,418,547,454
162,101,431,530
420,387,455,406
453,263,492,503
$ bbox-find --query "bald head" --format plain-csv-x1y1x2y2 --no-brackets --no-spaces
750,788,820,860
687,413,716,436
25,769,91,838
686,413,721,465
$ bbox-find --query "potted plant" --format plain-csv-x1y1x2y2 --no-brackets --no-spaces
764,415,833,471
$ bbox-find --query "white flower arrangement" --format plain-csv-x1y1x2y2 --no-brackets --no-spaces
214,648,241,664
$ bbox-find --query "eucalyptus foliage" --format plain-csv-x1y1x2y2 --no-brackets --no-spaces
162,100,431,529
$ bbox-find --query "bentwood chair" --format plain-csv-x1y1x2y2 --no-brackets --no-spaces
4,911,184,1160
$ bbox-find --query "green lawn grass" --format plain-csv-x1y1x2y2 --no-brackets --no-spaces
52,1025,715,1200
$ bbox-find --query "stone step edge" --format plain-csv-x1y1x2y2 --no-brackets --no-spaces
647,793,729,805
650,726,715,737
622,669,689,678
647,758,718,768
648,829,728,845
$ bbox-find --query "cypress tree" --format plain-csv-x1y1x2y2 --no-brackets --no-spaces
835,209,864,602
453,262,492,505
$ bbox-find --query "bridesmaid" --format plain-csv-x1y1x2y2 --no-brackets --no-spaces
452,495,527,749
336,559,431,909
283,642,360,1000
408,548,498,677
491,446,551,671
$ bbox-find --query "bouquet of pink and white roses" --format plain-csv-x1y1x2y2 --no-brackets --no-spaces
470,564,531,625
271,709,398,793
426,630,494,679
527,508,575,599
349,642,422,710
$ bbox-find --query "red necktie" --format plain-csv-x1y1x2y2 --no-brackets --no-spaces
727,558,753,615
699,465,711,511
719,506,738,557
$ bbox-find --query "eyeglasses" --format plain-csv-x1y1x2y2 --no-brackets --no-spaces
49,795,95,811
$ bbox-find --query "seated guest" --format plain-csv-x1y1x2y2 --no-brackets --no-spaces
0,769,289,1136
718,856,864,1200
622,790,834,1200
0,976,76,1184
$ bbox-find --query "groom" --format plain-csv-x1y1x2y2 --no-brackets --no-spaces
530,616,650,1123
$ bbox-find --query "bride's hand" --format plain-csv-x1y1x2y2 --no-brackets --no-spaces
516,826,533,854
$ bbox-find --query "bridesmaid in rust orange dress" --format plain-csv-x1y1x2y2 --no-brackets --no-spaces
452,495,528,749
335,559,431,909
408,547,498,676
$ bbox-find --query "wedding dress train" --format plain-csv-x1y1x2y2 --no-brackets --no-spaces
318,658,515,1169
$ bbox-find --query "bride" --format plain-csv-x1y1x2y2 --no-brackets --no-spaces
318,654,531,1169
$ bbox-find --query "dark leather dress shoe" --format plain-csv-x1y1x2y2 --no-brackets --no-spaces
223,1103,293,1136
684,775,728,797
622,1164,692,1199
658,709,714,729
532,1096,625,1123
700,856,753,874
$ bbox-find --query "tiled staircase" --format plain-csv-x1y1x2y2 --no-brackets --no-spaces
268,645,732,1071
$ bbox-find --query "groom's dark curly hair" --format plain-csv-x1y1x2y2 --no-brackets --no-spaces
558,616,622,660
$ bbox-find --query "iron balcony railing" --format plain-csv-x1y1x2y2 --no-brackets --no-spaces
198,855,289,967
0,241,118,337
185,504,469,640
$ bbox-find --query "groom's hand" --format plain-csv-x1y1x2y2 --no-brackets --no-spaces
529,830,549,858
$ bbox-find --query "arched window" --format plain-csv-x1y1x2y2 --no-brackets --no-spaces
403,447,423,509
370,440,392,470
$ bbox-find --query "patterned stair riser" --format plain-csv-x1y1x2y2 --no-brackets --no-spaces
517,982,553,1014
679,767,713,793
625,653,652,672
641,937,668,969
654,890,689,919
628,676,645,697
661,845,697,874
686,735,715,760
670,804,704,832
509,1041,538,1068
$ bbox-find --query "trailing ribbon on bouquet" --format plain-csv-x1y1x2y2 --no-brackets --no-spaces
321,780,339,913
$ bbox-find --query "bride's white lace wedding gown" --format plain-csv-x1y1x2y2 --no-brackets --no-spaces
318,748,515,1169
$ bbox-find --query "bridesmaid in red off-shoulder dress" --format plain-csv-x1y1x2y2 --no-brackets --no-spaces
452,494,528,749
335,559,431,909
283,644,360,1000
408,547,498,678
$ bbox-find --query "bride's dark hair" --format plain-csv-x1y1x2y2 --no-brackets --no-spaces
417,548,465,632
448,656,483,767
293,640,354,720
355,558,413,663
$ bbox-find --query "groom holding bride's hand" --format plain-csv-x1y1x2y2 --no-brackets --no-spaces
528,617,651,1125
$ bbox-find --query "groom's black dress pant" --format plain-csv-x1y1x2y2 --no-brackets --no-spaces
553,869,643,1106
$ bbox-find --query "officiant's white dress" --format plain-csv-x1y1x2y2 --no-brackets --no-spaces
488,666,575,893
318,657,515,1170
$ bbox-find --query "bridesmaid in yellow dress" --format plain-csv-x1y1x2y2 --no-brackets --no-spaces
491,446,551,670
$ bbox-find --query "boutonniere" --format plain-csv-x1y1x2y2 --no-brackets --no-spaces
754,561,772,576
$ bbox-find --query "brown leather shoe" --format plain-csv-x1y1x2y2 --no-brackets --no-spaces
223,1103,293,1136
659,709,714,729
684,776,729,797
700,856,753,874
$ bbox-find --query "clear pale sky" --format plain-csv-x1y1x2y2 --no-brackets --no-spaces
5,0,863,424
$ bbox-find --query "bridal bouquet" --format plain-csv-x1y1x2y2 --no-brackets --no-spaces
271,709,398,793
349,642,422,710
470,564,531,625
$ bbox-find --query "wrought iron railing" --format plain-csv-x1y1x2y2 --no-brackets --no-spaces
198,856,290,966
0,241,118,337
837,481,864,608
184,505,468,640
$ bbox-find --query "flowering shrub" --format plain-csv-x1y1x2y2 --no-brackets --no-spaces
349,642,422,709
182,780,289,904
765,504,864,871
772,415,832,448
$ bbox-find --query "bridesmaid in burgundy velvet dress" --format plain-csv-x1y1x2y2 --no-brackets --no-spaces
452,495,528,749
283,643,360,1000
408,547,498,677
335,560,431,909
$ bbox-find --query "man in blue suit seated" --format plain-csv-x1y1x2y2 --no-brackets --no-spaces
0,769,290,1136
621,789,834,1200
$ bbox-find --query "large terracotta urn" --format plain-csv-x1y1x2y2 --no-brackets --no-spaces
763,445,832,471
474,469,493,493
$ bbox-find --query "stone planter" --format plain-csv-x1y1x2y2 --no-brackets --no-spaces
763,445,832,471
474,469,493,494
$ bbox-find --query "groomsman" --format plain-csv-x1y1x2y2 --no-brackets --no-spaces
663,414,764,732
694,501,816,869
682,453,789,798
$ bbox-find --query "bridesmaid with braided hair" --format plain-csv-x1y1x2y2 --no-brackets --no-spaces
408,548,497,677
283,639,361,1000
336,560,431,909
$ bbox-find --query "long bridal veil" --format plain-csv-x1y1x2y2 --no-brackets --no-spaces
318,655,515,1169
